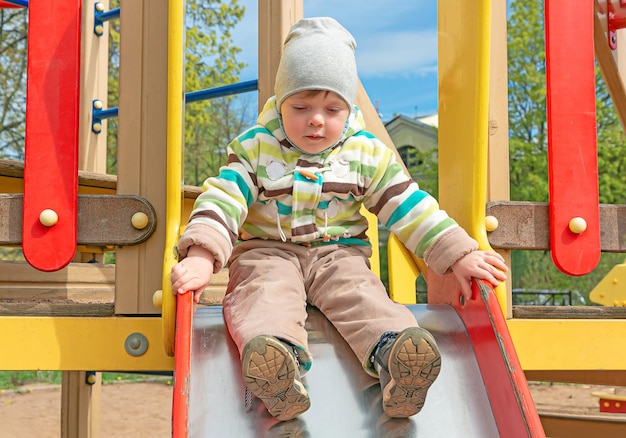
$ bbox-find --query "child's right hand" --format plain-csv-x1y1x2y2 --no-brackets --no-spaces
170,246,215,303
451,250,508,302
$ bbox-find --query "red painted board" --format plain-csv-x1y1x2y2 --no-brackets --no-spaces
172,293,193,438
545,0,600,275
428,270,545,438
22,0,81,271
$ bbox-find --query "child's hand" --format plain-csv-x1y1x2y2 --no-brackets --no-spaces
170,246,215,303
451,250,508,302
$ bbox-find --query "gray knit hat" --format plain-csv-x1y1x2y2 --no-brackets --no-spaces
275,17,358,109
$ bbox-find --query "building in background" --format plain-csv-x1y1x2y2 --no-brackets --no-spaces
384,113,438,169
379,114,438,299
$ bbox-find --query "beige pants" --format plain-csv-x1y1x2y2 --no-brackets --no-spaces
222,240,418,376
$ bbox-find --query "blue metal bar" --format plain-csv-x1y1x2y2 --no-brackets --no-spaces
186,80,258,104
92,80,258,133
94,3,120,36
96,7,120,22
93,107,119,120
2,0,28,7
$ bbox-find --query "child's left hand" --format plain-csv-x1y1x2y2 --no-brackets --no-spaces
451,250,508,302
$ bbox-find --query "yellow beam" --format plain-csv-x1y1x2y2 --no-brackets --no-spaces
2,309,623,375
0,316,173,371
508,318,626,370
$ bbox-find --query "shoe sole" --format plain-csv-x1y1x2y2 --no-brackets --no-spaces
383,327,441,418
242,336,310,421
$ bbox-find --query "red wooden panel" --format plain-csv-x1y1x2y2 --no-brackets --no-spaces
545,0,600,275
22,0,81,271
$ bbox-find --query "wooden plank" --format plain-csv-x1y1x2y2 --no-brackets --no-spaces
0,261,115,316
0,302,115,317
486,201,626,252
1,159,117,190
0,261,228,315
0,260,114,283
0,194,156,247
513,305,626,319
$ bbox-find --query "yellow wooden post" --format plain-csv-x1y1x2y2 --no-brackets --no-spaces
161,0,186,356
487,0,512,317
438,0,507,312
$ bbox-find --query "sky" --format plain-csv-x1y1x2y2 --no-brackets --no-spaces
231,1,438,121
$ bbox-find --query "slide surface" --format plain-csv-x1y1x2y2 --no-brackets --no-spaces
188,304,502,437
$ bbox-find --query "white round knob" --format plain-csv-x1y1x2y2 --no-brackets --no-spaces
485,215,499,232
131,212,149,230
568,217,587,234
39,209,58,227
153,290,163,308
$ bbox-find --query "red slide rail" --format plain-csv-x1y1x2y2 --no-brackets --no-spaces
429,272,546,438
172,293,194,438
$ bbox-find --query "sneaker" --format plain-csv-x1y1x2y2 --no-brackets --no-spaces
374,327,441,418
242,335,310,421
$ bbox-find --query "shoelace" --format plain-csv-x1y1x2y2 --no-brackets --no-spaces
244,387,253,411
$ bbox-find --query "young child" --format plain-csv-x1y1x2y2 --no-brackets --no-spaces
171,17,507,422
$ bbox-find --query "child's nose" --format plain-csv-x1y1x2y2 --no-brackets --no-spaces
309,112,324,126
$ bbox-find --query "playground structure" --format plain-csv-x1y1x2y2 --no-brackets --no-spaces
0,0,625,437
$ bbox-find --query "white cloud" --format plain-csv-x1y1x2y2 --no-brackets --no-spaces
355,30,437,77
231,1,439,115
234,0,437,80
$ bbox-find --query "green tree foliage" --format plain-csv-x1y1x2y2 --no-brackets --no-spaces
106,0,252,184
507,0,626,301
406,146,439,200
181,1,254,186
0,7,27,160
507,0,548,203
0,1,251,184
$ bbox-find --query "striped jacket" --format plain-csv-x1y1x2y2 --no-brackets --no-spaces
178,97,477,275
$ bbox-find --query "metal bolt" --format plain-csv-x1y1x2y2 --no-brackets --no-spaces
124,332,149,357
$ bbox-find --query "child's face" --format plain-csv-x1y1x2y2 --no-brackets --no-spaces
280,90,350,154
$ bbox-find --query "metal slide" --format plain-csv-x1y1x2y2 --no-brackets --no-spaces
188,304,502,437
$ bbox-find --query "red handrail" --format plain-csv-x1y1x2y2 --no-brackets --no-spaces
429,273,546,437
